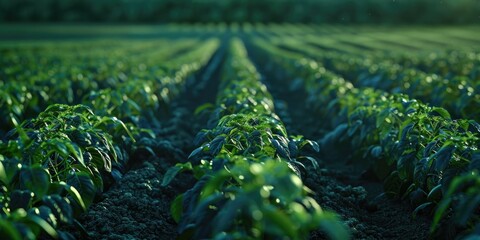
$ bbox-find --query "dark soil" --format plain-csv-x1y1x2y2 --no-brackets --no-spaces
306,159,431,240
76,156,179,240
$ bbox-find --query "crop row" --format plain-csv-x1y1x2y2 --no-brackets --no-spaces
266,30,479,81
250,38,480,238
271,27,480,56
0,39,219,239
273,37,480,121
0,38,201,133
162,38,349,239
0,40,172,59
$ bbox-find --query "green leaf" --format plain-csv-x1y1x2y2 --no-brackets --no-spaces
412,202,433,219
46,139,68,157
399,122,414,142
65,142,84,167
263,207,297,238
89,148,111,172
66,184,87,212
288,141,298,157
427,184,442,202
272,138,289,159
42,195,73,224
67,172,96,208
126,99,141,112
209,135,226,156
19,165,51,199
194,103,214,115
433,145,455,171
49,182,87,212
0,219,22,240
299,156,319,169
188,146,204,160
162,162,193,187
347,120,362,137
170,194,184,223
430,107,451,119
0,161,8,185
468,120,480,133
32,206,58,229
305,140,320,152
24,214,58,239
201,173,230,200
96,116,136,142
11,113,30,144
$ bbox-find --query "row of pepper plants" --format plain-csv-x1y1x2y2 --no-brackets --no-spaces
0,39,219,239
162,38,349,239
0,38,200,133
251,37,480,239
274,37,480,122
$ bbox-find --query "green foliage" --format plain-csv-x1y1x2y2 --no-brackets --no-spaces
0,104,132,239
251,36,480,238
0,38,217,132
272,37,480,122
180,158,348,240
0,35,221,239
431,170,480,238
164,38,348,239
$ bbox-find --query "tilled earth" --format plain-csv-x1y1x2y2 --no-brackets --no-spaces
306,161,431,240
77,157,178,240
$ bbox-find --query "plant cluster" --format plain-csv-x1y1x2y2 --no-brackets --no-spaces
251,38,480,238
163,38,349,239
276,38,480,121
0,39,220,239
0,104,131,239
0,39,201,133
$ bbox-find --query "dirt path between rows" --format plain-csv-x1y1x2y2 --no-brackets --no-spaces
306,157,431,239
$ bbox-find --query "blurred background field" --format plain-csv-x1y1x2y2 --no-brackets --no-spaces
0,0,479,24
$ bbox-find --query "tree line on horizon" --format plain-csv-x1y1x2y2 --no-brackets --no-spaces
0,0,478,24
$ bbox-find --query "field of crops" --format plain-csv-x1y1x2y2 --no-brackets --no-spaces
1,24,480,239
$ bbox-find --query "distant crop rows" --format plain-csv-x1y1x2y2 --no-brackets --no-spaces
1,25,480,239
